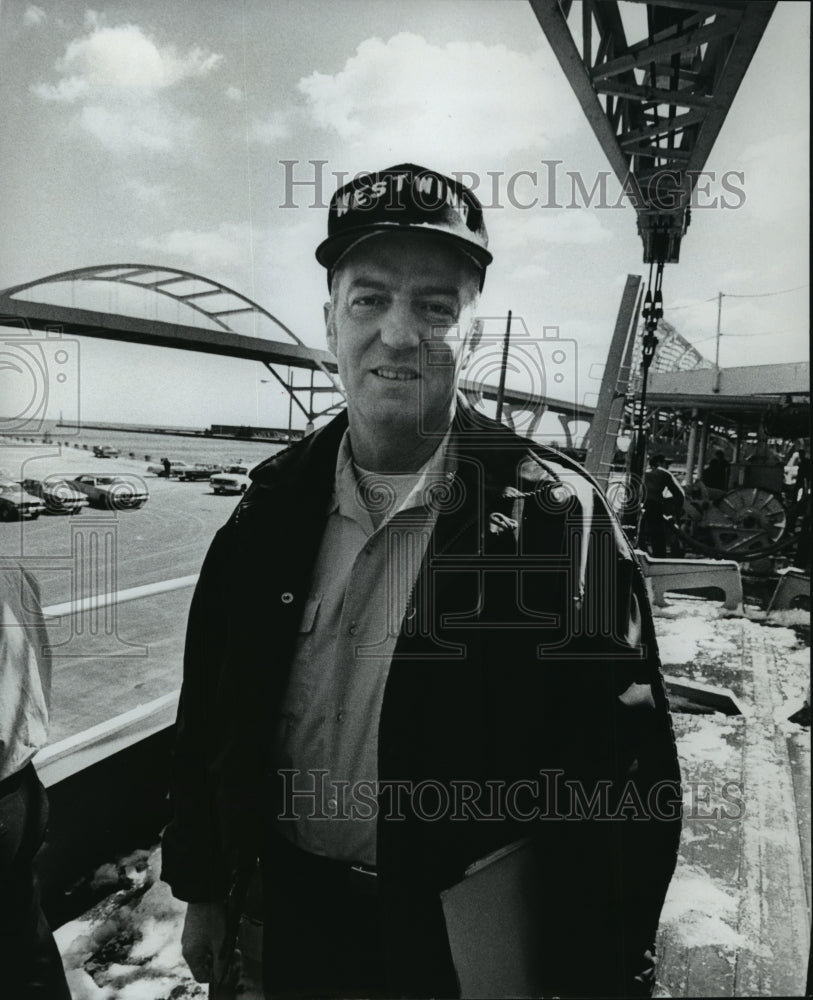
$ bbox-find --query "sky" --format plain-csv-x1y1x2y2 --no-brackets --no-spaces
0,0,809,432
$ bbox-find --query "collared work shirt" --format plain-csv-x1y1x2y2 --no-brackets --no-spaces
275,430,453,864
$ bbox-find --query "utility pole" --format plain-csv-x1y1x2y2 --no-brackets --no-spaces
713,291,723,393
287,367,293,440
495,310,512,424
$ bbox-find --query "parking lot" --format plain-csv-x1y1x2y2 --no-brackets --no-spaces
0,441,244,743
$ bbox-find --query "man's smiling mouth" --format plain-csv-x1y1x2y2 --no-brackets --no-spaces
372,367,419,381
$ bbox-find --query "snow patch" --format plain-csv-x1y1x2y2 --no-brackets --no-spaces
766,608,810,628
675,715,741,769
655,614,741,666
660,866,747,950
57,848,207,998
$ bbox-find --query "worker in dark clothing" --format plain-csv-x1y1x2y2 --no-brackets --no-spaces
642,454,685,557
701,449,730,493
787,448,811,541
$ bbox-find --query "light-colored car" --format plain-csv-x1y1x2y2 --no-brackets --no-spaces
20,476,89,515
146,459,192,478
68,474,149,510
0,480,46,520
93,444,120,458
210,464,251,495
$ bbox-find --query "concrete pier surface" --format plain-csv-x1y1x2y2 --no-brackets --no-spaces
654,596,810,997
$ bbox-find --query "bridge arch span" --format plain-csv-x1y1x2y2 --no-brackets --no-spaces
1,263,308,345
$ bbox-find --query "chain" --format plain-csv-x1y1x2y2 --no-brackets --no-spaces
640,260,664,372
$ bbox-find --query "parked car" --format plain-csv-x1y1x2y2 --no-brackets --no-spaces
210,464,251,495
67,474,149,510
178,463,223,481
146,459,191,478
0,480,46,520
93,445,120,458
20,476,89,515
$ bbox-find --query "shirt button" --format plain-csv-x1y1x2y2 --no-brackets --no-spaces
280,592,294,604
348,622,358,636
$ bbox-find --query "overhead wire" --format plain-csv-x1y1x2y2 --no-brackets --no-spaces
721,283,809,299
666,283,809,312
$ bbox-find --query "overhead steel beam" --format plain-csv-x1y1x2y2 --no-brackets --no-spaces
528,0,776,263
590,17,738,81
625,0,747,14
681,3,776,177
593,80,713,109
530,0,632,184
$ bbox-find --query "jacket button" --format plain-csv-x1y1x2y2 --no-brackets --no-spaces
281,592,294,604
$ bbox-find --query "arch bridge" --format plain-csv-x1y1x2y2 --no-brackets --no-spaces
0,263,345,429
0,263,593,443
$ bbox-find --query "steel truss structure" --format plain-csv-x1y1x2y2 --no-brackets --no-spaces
530,0,776,263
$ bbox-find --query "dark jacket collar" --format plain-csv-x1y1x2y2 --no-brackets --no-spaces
248,393,527,495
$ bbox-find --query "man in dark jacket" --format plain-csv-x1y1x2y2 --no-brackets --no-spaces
162,164,681,998
702,449,730,494
642,454,685,557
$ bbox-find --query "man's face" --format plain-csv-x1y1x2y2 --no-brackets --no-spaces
325,232,481,447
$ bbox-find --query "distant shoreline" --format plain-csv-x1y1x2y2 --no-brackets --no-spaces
55,421,301,443
56,421,208,439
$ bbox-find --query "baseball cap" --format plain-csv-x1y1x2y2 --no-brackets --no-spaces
316,163,493,288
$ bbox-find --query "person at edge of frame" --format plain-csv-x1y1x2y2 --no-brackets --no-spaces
0,565,72,999
701,448,730,495
161,163,683,999
641,453,685,558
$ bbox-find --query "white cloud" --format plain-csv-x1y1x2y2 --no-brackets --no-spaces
225,85,243,102
23,5,47,28
540,210,613,246
296,33,576,168
737,130,808,227
79,102,190,152
249,110,294,145
31,20,223,154
491,207,613,260
122,177,169,206
138,223,253,273
32,75,90,103
508,262,549,285
34,23,222,101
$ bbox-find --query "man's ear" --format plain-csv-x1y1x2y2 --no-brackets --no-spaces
324,302,337,356
461,317,483,370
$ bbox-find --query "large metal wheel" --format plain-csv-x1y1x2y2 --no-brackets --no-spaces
678,486,787,559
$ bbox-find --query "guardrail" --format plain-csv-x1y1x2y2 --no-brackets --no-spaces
35,575,198,787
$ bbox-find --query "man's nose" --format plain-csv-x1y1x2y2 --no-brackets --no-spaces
378,300,422,351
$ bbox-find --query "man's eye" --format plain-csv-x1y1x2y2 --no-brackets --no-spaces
423,302,456,319
353,295,384,307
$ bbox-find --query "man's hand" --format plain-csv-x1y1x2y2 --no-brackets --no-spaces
181,901,228,983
